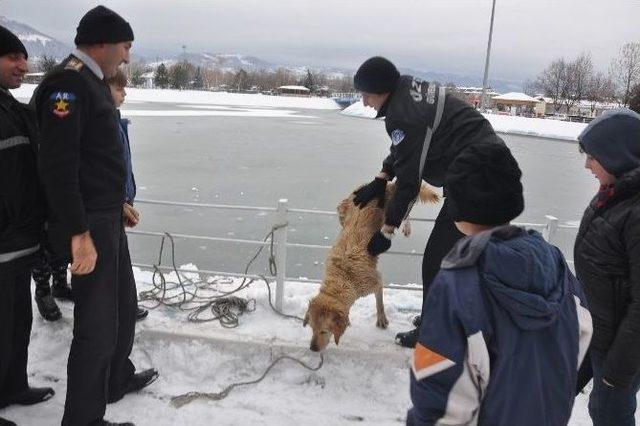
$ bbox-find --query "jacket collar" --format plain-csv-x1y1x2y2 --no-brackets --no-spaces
0,86,15,109
72,49,104,80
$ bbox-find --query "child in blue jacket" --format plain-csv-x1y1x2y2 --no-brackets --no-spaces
407,143,592,426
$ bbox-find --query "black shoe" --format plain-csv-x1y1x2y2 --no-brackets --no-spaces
0,417,16,426
52,282,73,301
136,307,149,321
412,315,422,328
108,369,159,403
102,421,135,426
0,386,54,408
35,292,62,322
395,327,420,348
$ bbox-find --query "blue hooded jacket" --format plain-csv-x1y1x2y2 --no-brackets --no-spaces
407,226,592,426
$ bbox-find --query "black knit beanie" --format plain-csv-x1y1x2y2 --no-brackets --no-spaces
446,143,524,226
75,5,134,45
354,56,400,94
578,108,640,177
0,25,28,58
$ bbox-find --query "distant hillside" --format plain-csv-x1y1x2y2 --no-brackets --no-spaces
0,16,71,59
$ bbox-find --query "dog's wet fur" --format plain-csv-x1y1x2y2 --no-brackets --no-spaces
304,182,440,351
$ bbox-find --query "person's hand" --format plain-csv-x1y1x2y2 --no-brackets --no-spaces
367,226,395,256
353,176,387,208
70,231,98,275
123,203,140,228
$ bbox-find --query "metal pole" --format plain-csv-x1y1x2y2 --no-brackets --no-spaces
480,0,497,111
274,199,289,312
543,215,559,244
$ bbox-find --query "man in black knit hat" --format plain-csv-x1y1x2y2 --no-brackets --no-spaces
0,24,54,426
33,6,157,426
351,56,505,347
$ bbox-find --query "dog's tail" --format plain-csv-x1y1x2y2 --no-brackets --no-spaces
418,183,440,204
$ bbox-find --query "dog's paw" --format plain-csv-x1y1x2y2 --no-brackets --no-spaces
401,220,412,237
376,315,389,329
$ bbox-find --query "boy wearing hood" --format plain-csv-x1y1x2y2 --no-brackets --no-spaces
407,143,592,426
574,108,640,426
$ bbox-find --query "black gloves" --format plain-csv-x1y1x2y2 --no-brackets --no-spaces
353,177,387,208
367,231,392,256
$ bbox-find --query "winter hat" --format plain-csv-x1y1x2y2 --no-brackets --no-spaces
75,5,134,45
354,56,400,94
0,25,28,59
578,108,640,177
446,142,524,226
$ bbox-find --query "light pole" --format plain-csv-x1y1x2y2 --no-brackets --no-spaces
480,0,497,111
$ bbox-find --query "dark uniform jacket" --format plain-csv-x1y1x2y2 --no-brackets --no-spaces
378,76,502,227
0,87,44,261
574,166,640,388
33,54,125,257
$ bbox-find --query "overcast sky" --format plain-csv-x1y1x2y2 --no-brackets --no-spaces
1,0,638,81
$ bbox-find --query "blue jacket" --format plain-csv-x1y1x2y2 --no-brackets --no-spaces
117,111,136,204
407,226,592,426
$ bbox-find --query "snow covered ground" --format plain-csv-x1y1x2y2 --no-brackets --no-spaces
11,84,340,111
341,101,588,141
2,266,627,426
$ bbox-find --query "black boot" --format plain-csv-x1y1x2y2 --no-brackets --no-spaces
0,386,54,408
0,417,16,426
51,262,72,301
108,369,159,403
102,421,135,426
412,315,422,328
34,284,62,322
136,307,149,321
395,327,420,348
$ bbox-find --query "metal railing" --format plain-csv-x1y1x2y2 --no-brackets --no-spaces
128,197,578,312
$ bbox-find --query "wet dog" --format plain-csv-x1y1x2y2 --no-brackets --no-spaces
304,182,440,351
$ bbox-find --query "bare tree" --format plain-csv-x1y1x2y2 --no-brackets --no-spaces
587,71,616,110
521,78,537,96
612,42,640,106
536,58,568,112
629,83,640,114
38,55,58,74
562,52,593,114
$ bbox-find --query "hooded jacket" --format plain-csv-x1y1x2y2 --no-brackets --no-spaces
407,226,592,426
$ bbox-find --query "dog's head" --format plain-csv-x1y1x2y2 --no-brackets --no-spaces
303,294,349,352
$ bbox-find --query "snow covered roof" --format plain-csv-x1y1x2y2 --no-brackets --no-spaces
492,92,539,102
278,85,310,91
141,72,155,79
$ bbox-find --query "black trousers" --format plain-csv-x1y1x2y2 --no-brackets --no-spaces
0,255,35,403
421,199,465,317
62,211,137,426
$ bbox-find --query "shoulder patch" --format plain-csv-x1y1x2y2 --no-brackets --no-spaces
391,129,405,146
64,58,84,72
49,92,76,119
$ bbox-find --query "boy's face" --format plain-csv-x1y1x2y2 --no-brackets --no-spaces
584,154,616,186
110,84,126,108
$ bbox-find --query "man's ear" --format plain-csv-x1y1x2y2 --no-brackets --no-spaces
332,312,348,345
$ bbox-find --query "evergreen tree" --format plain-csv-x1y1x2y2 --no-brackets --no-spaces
39,55,58,74
130,68,145,87
154,63,169,89
304,69,316,92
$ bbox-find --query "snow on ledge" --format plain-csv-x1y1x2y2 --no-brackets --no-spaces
341,101,587,141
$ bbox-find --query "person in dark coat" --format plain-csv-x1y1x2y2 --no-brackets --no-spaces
574,108,640,426
106,69,148,322
32,7,157,426
408,143,592,426
0,24,54,426
351,56,504,347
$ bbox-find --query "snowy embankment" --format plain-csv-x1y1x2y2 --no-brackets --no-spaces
11,84,340,110
341,101,587,141
3,266,610,425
